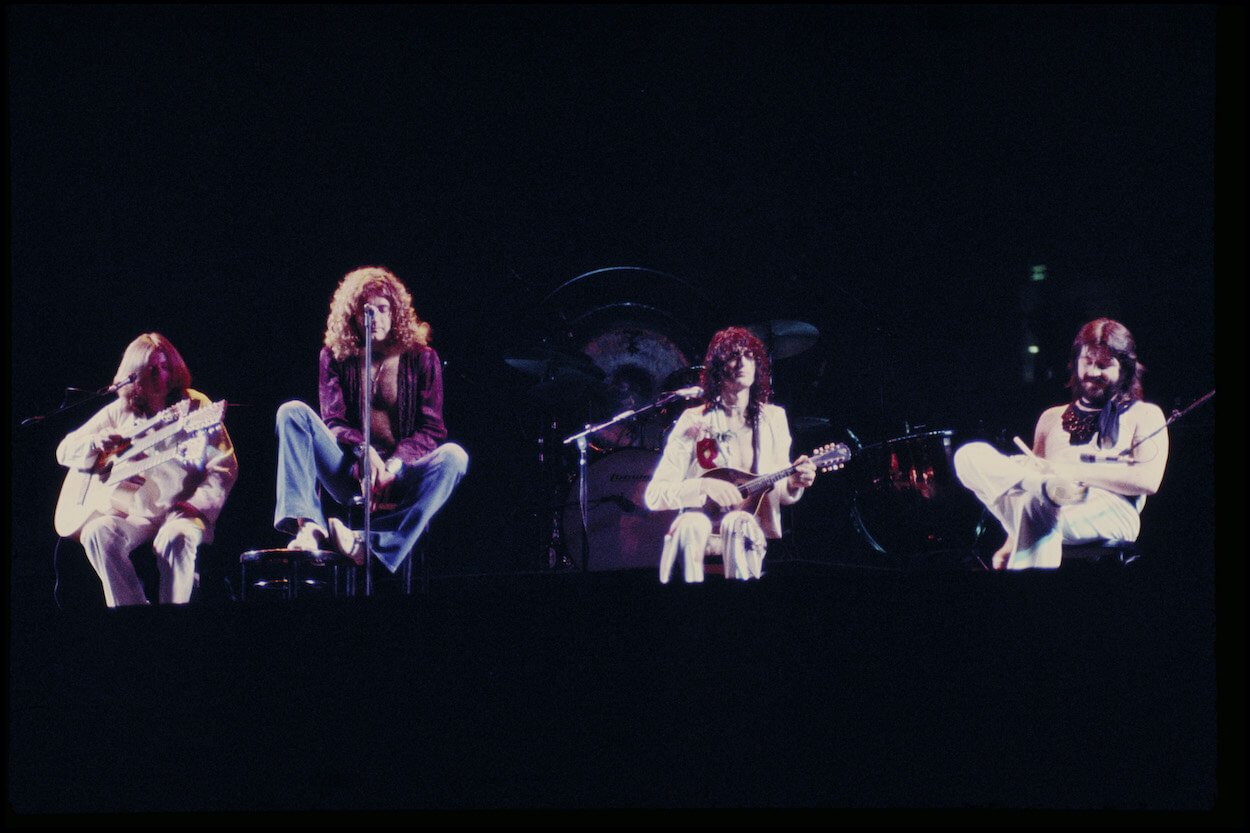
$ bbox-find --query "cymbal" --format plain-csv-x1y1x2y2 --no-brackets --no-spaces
504,347,604,380
662,365,704,391
525,370,615,409
792,416,832,434
746,320,820,360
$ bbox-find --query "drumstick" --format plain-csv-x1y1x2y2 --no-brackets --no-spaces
1012,436,1037,458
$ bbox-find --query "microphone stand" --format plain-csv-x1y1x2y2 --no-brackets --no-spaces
1080,388,1216,463
361,308,375,597
562,390,695,571
18,373,138,429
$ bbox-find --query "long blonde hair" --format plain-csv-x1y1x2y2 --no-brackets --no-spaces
115,332,191,413
324,266,430,361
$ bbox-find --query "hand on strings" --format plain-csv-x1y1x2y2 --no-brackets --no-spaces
702,478,743,509
787,455,816,493
93,432,127,456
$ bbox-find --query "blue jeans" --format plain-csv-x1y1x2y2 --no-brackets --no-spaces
273,400,469,572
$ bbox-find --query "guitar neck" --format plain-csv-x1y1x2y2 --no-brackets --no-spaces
119,414,189,460
115,400,223,463
109,430,211,482
733,444,849,496
108,401,187,460
110,445,187,482
738,464,797,497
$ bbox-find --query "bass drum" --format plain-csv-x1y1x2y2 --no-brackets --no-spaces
562,448,676,571
849,430,983,557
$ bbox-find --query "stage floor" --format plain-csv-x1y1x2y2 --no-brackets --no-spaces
7,558,1220,815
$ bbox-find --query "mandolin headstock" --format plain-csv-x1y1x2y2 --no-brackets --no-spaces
813,442,852,472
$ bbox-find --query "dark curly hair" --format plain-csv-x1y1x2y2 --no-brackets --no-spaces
699,326,772,427
324,266,430,361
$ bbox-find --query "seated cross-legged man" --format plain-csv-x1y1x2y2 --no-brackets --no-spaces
273,266,468,574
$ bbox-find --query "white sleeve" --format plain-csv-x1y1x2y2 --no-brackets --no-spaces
644,409,708,511
55,402,121,471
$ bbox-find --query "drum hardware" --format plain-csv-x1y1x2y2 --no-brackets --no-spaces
662,365,704,392
503,346,604,381
557,449,676,572
541,267,717,350
526,266,723,571
562,388,701,570
792,415,832,436
746,319,820,360
574,320,692,450
849,429,984,561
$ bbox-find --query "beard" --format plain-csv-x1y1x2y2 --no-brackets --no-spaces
1078,378,1116,406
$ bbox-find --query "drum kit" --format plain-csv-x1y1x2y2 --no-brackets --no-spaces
505,267,982,571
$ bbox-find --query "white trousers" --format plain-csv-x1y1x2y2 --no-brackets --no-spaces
658,510,768,583
953,442,1140,570
79,514,203,606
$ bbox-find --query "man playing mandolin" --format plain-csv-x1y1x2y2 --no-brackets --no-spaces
55,333,238,606
644,326,823,583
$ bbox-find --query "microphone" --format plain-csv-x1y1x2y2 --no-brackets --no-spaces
665,386,704,401
362,303,379,316
650,386,703,408
1079,451,1132,464
101,371,139,395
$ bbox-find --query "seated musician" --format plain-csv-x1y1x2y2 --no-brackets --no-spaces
954,317,1169,569
55,333,238,607
644,326,815,582
273,266,468,571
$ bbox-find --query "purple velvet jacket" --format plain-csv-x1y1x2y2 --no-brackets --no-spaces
318,345,448,465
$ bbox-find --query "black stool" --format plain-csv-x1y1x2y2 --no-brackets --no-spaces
345,496,429,595
239,548,358,601
358,543,422,595
1061,540,1143,568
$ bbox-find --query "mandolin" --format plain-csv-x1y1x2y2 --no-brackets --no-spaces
700,442,852,529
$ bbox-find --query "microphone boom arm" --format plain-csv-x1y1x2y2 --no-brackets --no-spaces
563,388,701,445
1079,388,1216,463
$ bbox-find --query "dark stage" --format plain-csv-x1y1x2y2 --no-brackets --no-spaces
7,4,1240,820
6,559,1221,813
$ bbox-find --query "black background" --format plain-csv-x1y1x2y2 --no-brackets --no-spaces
6,4,1238,816
10,5,1221,579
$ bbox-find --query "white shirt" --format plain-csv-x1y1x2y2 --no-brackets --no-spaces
644,402,802,539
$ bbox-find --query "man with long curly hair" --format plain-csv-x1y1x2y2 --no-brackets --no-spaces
644,326,816,583
954,318,1169,569
273,266,468,572
56,333,238,606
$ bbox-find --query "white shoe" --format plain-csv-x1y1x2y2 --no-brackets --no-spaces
290,522,328,552
327,517,365,566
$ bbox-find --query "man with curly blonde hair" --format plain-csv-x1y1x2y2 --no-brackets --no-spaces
274,266,468,572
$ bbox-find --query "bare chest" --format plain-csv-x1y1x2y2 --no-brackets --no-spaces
370,354,401,410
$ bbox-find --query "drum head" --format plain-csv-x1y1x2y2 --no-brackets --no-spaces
562,449,675,571
577,321,691,451
850,430,983,557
